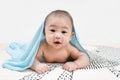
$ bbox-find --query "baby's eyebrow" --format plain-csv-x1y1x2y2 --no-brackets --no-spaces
49,25,56,27
49,25,69,30
62,26,69,30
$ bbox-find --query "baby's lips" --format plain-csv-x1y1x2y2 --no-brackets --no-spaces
54,41,61,44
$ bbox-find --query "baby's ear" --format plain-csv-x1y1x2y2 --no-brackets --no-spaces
70,32,74,39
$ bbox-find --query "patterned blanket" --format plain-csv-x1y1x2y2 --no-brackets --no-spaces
19,46,120,80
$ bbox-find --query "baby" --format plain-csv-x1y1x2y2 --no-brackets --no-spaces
30,10,89,74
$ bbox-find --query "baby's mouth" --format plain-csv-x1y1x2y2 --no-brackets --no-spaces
54,41,61,44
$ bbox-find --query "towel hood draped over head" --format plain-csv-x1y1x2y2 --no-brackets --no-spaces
2,20,89,71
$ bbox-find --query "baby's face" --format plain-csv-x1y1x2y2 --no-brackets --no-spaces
45,16,74,49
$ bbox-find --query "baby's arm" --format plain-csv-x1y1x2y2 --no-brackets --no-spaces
73,52,89,68
30,58,50,74
30,41,50,74
63,45,89,72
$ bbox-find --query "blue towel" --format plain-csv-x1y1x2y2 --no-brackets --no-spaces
2,21,89,71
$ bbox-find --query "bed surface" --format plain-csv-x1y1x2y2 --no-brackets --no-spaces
0,44,120,80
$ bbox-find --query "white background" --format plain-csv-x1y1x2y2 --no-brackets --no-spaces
0,0,120,47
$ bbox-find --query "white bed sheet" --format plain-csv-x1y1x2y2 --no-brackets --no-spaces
0,44,119,80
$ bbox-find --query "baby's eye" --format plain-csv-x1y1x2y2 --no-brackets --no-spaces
50,29,55,32
62,31,67,34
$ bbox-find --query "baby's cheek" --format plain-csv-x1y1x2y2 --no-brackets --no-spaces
46,35,53,42
64,36,71,42
63,38,70,45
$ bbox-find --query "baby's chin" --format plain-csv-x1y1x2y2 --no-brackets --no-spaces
52,43,64,49
52,45,63,49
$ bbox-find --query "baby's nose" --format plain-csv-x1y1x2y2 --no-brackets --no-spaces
55,32,61,39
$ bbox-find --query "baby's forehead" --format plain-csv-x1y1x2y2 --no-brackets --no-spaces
46,18,73,29
47,15,71,21
46,15,72,26
46,13,73,23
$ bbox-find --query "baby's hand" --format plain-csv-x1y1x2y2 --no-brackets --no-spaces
33,63,50,74
62,62,78,72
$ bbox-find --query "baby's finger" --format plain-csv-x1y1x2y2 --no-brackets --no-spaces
47,66,51,71
62,65,69,71
43,66,49,72
40,68,46,73
69,66,77,72
62,65,66,70
62,64,68,69
37,69,43,74
68,67,74,72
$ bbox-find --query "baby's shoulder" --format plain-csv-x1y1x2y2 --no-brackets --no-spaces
40,40,45,45
39,40,46,48
67,43,75,50
68,43,76,48
67,43,79,51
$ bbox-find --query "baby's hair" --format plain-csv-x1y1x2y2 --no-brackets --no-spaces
44,10,74,27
